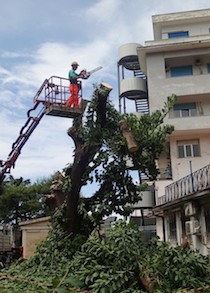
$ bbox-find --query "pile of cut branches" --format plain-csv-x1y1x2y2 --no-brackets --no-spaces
0,218,210,293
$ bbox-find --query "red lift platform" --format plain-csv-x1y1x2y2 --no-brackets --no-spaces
34,75,86,118
0,76,88,183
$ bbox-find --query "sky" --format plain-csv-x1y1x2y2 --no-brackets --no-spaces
1,0,210,193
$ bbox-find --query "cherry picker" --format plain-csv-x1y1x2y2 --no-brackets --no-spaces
0,68,102,184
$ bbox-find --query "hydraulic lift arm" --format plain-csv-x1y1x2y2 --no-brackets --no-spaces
0,101,46,184
0,69,102,184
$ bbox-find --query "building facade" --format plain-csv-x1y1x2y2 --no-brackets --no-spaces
118,8,210,254
20,217,51,259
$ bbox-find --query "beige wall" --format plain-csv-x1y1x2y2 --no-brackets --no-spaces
20,217,51,259
152,9,210,40
155,131,210,199
170,134,210,178
140,9,210,204
161,22,210,39
147,55,210,115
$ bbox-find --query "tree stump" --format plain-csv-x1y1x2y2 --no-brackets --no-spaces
99,82,113,94
119,120,139,153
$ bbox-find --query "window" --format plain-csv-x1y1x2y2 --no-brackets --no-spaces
207,64,210,73
177,139,200,158
130,216,156,243
173,103,197,118
171,65,192,77
168,213,177,243
162,166,172,179
168,31,189,38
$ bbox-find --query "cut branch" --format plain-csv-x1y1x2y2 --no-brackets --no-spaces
119,120,139,153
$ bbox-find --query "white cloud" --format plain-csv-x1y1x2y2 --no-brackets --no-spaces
85,0,121,22
0,66,10,76
1,0,210,185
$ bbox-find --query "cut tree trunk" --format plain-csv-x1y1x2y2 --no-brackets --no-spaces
65,83,113,235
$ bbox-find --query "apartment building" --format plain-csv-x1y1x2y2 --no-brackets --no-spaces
118,8,210,254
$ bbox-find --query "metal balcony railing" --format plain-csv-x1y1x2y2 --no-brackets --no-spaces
157,164,210,205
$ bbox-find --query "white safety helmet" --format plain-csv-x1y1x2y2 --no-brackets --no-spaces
71,61,79,66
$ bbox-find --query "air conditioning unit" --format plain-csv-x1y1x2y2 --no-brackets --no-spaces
184,202,196,217
185,220,201,235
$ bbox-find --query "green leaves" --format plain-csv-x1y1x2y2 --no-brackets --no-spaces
1,220,210,292
68,221,210,292
83,94,176,222
119,95,176,180
141,238,210,292
0,175,51,224
68,221,144,293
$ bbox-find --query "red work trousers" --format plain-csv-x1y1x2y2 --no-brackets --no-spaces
66,84,79,108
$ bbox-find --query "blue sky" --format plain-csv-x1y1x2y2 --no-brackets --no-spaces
1,0,210,189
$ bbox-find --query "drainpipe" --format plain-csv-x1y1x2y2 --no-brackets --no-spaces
154,186,166,242
189,160,194,192
162,215,166,242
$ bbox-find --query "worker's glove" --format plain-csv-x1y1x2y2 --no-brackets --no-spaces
80,69,90,79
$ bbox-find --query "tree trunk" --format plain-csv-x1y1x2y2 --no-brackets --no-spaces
65,83,112,235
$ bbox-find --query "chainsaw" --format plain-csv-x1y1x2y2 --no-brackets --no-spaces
80,66,102,79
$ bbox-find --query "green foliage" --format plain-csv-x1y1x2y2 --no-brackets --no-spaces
124,94,176,179
0,220,210,292
0,176,51,224
73,94,176,226
47,89,176,236
24,90,175,239
66,221,210,293
0,208,87,292
66,220,145,293
142,238,210,292
80,88,123,152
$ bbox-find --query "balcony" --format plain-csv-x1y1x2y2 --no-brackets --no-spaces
157,164,210,206
119,77,147,99
163,74,210,96
118,43,142,70
167,115,210,133
133,190,155,208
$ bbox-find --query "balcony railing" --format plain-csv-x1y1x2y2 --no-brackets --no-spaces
157,164,210,205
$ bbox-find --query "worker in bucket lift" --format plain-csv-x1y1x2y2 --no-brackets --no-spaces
66,61,89,108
